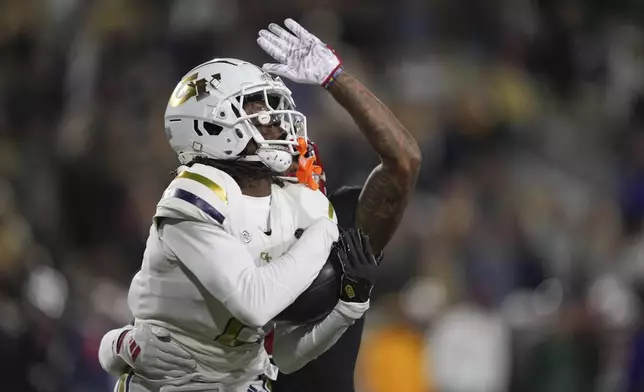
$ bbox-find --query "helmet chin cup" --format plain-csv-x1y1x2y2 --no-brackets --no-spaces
256,148,294,173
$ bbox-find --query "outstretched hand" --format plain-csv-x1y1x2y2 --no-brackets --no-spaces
257,18,344,88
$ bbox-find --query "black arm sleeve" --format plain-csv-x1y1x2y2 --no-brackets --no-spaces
328,186,362,228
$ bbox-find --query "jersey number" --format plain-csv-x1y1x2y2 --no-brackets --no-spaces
214,318,259,347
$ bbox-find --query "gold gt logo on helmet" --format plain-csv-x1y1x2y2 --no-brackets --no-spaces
169,73,210,108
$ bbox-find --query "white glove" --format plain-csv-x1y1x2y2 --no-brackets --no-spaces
115,324,197,379
257,18,344,88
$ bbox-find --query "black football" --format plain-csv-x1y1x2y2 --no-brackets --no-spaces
274,247,343,325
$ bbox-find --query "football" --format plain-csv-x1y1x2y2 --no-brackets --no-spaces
274,246,343,325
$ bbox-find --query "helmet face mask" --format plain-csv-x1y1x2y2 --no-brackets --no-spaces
234,88,307,173
164,59,307,174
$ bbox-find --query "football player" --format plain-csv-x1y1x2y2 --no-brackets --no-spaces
97,56,380,392
99,17,421,392
256,19,421,392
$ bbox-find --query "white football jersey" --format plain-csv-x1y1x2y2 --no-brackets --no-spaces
127,163,337,385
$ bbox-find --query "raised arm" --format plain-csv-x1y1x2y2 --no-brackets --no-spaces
257,18,421,254
327,73,421,253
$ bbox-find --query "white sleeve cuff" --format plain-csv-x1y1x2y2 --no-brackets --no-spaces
97,326,132,376
335,300,369,321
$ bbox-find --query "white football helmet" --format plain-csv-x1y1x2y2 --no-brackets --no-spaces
164,58,307,173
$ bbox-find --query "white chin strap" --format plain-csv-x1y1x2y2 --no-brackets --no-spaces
241,147,294,173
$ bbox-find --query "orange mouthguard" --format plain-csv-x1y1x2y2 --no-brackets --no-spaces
296,137,322,191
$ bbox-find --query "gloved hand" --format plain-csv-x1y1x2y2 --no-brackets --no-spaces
336,228,379,303
256,18,344,89
114,324,197,379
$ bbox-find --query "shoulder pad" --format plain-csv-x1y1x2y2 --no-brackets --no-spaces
282,183,337,227
155,164,242,226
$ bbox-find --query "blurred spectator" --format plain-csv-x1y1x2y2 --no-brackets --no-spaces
427,286,512,392
514,290,601,392
358,279,445,392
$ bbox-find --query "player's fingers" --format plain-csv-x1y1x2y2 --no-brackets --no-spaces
342,230,360,267
155,341,194,360
140,368,170,380
261,63,292,79
342,229,356,258
284,18,317,43
332,230,349,272
146,357,179,372
155,349,197,369
351,230,369,266
268,23,299,45
360,232,377,265
333,242,348,273
149,356,193,373
256,36,287,63
140,366,189,380
258,29,290,52
164,369,192,379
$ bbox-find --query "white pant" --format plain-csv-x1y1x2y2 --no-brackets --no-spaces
113,372,272,392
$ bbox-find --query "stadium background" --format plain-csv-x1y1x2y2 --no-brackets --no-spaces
2,0,644,391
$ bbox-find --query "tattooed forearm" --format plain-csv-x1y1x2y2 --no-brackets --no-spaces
354,164,413,254
327,72,421,253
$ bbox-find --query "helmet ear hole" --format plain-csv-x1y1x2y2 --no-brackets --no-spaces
202,122,223,136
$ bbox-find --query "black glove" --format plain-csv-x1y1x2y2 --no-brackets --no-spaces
336,228,379,303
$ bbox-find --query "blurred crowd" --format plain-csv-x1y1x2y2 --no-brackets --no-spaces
2,0,644,391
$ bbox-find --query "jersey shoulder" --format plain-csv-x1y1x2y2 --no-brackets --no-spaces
280,182,337,226
155,164,242,227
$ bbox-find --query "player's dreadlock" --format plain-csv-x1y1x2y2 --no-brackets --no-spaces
188,156,277,183
171,155,284,188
